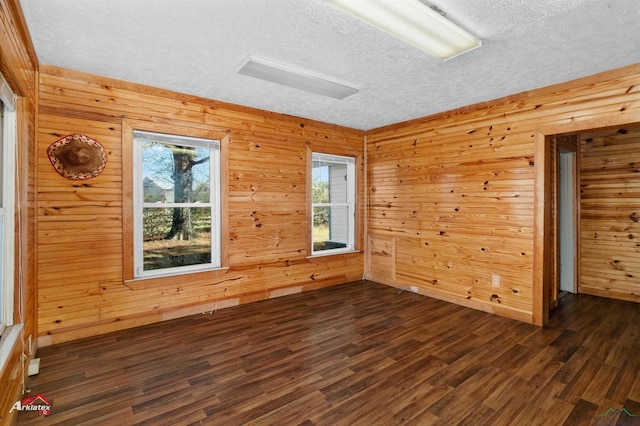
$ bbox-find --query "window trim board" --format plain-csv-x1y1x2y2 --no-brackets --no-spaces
310,150,356,256
122,119,229,282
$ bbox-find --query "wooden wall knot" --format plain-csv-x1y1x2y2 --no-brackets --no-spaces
612,260,626,271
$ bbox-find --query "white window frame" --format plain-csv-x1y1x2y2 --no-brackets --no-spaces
132,130,221,278
311,152,356,256
0,72,17,334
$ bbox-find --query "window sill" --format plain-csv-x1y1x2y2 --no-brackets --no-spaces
307,249,360,259
124,267,230,289
0,324,22,376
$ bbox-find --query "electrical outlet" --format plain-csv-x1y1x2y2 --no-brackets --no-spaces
491,274,501,288
28,358,40,376
410,286,419,293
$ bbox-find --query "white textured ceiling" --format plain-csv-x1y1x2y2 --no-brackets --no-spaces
20,0,640,130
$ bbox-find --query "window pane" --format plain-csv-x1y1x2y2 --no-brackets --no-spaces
312,160,348,204
328,163,348,204
143,207,211,271
142,140,211,204
313,205,349,252
312,164,329,203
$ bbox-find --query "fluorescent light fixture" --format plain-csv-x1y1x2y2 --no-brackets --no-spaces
325,0,481,60
236,55,359,100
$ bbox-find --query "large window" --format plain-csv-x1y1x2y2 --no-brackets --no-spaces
311,153,355,255
0,74,16,333
133,130,220,278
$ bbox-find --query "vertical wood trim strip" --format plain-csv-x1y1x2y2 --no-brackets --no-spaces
121,119,134,280
306,146,312,255
220,132,230,266
550,136,558,309
363,135,368,278
574,135,581,296
533,131,550,325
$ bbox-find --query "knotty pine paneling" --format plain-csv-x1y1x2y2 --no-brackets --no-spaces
36,65,364,345
579,125,640,302
366,63,640,324
0,0,38,424
367,126,537,322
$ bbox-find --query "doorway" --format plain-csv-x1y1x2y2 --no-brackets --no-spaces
537,122,640,324
546,124,640,315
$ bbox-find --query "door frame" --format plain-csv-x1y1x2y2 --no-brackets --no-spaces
532,113,640,325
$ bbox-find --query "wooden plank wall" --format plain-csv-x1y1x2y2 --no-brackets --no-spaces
366,64,640,324
579,125,640,302
36,66,364,345
0,0,38,423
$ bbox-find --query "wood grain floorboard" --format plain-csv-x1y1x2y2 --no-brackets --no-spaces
17,281,640,425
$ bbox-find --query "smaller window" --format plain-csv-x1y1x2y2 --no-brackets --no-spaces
311,153,355,255
133,130,221,278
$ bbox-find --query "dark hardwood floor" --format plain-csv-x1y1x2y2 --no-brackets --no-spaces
17,281,640,425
